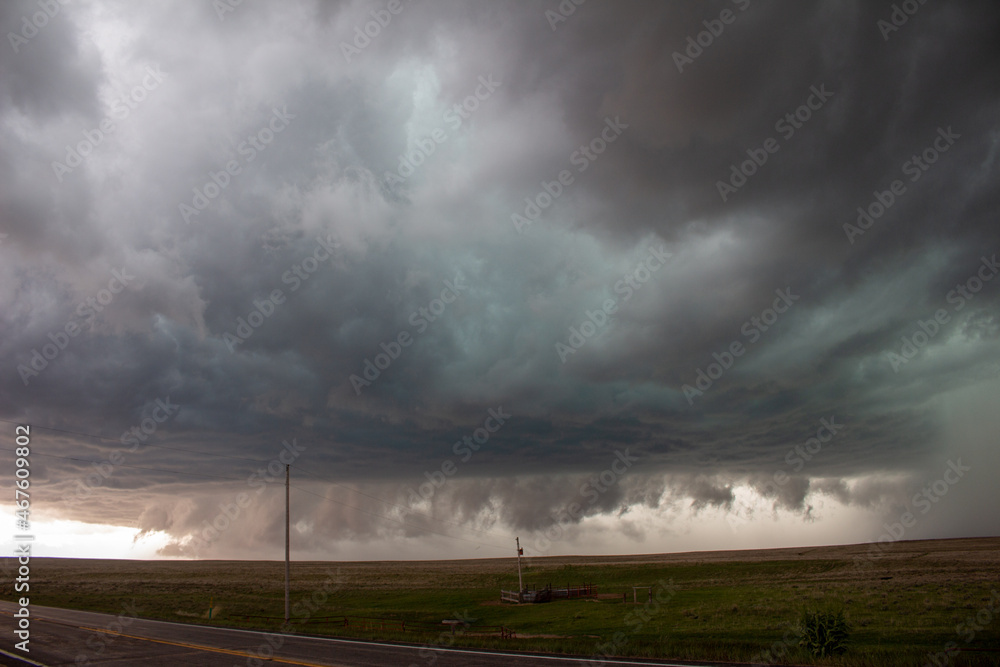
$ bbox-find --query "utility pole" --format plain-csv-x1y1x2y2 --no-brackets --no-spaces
285,464,290,623
516,536,523,592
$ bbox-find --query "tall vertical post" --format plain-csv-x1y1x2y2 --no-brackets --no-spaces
285,464,290,623
516,536,523,592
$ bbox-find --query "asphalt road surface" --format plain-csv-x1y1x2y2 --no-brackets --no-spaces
0,602,733,667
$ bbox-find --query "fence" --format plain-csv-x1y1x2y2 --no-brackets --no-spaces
552,583,596,599
500,583,596,603
240,614,515,638
500,589,521,603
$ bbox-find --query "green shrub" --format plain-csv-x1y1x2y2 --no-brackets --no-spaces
799,609,850,657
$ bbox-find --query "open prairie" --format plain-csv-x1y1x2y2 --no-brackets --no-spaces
3,537,999,666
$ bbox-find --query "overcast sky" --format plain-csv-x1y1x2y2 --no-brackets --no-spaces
1,0,999,562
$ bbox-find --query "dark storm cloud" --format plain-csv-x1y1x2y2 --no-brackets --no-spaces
2,0,999,558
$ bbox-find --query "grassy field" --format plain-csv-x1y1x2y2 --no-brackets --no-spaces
3,537,999,666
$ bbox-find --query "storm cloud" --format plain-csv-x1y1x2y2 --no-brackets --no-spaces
1,0,998,560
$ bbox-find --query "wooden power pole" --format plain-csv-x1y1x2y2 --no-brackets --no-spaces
285,464,290,623
516,536,523,592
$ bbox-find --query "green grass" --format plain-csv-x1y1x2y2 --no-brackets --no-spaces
3,537,999,666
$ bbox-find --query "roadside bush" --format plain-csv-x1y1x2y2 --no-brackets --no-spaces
799,609,850,657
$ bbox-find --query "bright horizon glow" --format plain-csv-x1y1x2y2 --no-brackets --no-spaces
1,518,179,560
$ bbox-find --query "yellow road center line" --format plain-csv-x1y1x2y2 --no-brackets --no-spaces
79,625,349,667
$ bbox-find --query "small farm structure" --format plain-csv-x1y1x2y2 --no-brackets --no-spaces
502,537,598,603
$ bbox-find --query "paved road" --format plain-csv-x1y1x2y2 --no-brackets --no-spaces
0,602,730,667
